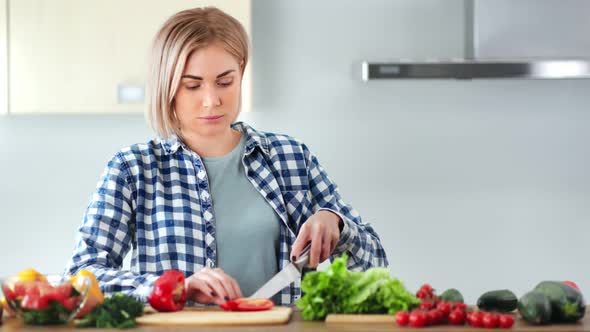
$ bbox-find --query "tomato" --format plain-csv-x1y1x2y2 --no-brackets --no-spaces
431,309,444,324
2,286,16,301
409,311,427,327
395,311,409,326
436,301,451,316
61,296,80,311
420,284,433,294
467,311,483,327
564,281,580,291
420,301,434,310
52,284,73,303
236,298,274,311
499,314,514,328
20,293,49,310
13,281,34,298
416,289,428,299
452,302,467,312
425,310,437,325
482,312,499,328
448,309,466,325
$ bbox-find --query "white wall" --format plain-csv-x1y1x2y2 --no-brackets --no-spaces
1,0,589,304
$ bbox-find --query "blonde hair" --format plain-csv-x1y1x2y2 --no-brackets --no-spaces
146,7,250,138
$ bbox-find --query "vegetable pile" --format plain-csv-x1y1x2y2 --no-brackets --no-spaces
295,255,419,320
518,280,585,325
396,284,515,328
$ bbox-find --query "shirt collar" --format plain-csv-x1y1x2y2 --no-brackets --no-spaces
159,122,270,156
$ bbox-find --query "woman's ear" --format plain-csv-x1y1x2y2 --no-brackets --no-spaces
240,60,245,75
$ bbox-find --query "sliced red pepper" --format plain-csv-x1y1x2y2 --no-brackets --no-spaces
219,299,243,311
148,270,187,312
220,298,274,312
236,298,274,311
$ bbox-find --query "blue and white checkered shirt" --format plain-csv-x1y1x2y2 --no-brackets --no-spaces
65,122,388,305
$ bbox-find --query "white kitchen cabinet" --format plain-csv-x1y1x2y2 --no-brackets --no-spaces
5,0,251,113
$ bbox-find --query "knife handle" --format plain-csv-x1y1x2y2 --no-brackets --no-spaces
293,243,312,269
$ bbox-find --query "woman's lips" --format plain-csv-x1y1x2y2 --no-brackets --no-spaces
199,115,224,122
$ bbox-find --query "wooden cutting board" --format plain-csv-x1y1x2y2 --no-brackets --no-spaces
136,306,293,326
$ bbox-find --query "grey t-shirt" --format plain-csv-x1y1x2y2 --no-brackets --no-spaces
202,133,281,299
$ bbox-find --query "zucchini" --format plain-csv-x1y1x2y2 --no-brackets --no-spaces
477,289,518,313
440,288,464,303
534,281,586,323
518,291,553,325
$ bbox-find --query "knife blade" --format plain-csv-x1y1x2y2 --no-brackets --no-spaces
249,243,311,300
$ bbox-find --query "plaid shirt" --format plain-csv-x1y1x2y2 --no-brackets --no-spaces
65,122,388,305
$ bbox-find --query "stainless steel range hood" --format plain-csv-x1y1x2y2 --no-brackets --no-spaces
362,0,590,80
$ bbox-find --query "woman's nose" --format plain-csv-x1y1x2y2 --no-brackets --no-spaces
202,87,221,109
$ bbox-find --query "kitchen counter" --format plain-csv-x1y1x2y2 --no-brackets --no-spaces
1,308,589,332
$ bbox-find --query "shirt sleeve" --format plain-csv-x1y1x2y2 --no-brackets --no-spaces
301,143,389,271
64,153,158,301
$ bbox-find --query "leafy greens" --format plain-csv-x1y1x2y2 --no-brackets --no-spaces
296,255,419,320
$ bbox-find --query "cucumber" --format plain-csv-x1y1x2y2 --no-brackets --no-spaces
477,289,518,313
440,288,464,303
534,281,586,323
518,291,553,325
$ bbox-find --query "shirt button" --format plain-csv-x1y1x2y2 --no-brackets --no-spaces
206,259,215,268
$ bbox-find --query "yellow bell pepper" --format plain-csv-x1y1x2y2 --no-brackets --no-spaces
9,268,47,284
69,270,105,318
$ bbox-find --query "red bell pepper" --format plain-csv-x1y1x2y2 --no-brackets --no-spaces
148,270,187,312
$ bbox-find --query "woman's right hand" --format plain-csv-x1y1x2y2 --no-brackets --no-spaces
184,268,243,305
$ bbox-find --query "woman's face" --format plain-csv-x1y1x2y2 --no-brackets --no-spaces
174,42,243,138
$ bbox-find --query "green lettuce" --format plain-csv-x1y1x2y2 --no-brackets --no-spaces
295,255,419,320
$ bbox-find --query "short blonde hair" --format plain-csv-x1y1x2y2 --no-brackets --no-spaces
146,7,250,138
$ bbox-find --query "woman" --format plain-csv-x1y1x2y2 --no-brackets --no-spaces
65,7,388,306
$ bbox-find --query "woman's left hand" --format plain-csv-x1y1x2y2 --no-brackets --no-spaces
290,210,343,268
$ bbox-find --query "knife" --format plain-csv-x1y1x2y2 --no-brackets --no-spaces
249,243,312,300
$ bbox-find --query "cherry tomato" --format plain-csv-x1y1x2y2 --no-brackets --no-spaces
452,302,468,311
499,314,514,328
564,281,580,291
420,284,433,294
420,301,434,310
409,311,427,327
436,301,451,316
395,311,410,326
467,311,483,327
482,312,499,328
425,310,437,325
416,289,428,299
448,309,466,325
432,309,444,324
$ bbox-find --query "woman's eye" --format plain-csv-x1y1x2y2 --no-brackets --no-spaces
186,85,200,90
218,81,233,87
